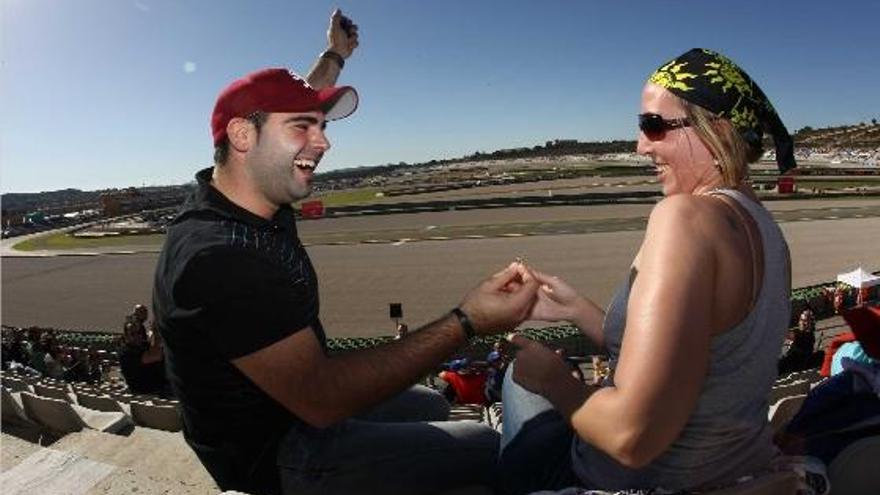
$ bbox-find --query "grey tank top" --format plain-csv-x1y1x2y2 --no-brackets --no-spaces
572,190,791,491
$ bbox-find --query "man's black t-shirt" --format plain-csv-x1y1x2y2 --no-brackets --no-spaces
153,168,326,494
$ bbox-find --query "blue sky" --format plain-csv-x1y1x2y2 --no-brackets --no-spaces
2,0,878,193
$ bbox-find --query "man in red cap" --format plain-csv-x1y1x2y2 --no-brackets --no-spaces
153,10,537,495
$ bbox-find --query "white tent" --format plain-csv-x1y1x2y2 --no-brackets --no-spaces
837,267,880,289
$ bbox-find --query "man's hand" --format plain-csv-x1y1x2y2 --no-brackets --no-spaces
508,333,574,396
458,262,539,335
327,8,359,58
307,9,358,89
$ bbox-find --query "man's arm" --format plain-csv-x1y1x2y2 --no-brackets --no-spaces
233,263,538,428
306,9,359,89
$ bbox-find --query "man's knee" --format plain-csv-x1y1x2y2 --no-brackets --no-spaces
409,384,451,421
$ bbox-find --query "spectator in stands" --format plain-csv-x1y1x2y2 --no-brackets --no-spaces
499,48,796,494
1,328,32,369
119,320,169,396
124,303,149,342
394,322,409,340
152,11,537,495
485,346,507,404
779,306,819,374
63,348,101,383
486,340,506,365
28,331,64,379
439,358,489,405
833,286,846,313
799,307,816,333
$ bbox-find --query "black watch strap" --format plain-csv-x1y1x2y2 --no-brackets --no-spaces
451,307,476,342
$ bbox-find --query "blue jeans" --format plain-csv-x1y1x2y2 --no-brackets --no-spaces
498,363,580,495
278,384,499,494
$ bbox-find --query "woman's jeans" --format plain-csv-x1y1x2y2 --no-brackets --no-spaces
498,363,580,495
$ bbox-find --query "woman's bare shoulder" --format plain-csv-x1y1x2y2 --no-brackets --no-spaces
647,194,733,237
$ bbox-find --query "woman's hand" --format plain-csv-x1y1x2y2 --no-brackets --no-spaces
508,333,574,396
528,269,585,323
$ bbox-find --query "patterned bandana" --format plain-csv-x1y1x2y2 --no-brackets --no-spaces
649,48,796,174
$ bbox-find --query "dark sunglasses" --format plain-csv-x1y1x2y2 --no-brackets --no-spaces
638,113,692,140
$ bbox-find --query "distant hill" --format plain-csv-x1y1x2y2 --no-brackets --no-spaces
792,122,880,149
5,122,877,208
1,189,102,213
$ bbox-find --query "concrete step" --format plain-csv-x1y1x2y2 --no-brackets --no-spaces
1,432,45,472
1,429,218,495
51,428,216,488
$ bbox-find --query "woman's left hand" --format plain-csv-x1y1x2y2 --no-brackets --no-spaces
508,333,573,396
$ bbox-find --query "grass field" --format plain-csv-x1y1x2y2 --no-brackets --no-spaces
310,188,382,206
13,232,166,251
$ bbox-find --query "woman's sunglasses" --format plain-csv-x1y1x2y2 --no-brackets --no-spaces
638,113,692,140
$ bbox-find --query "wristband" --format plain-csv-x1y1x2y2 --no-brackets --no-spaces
451,307,476,342
321,50,345,69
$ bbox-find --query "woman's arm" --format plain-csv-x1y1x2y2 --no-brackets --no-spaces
518,195,721,467
527,269,607,349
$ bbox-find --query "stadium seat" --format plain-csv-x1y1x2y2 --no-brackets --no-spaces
768,394,808,434
2,387,36,426
109,393,134,403
775,369,820,386
19,391,131,435
1,376,32,394
76,392,130,416
130,401,182,432
708,470,799,494
828,435,880,495
448,404,484,421
32,383,75,403
768,380,810,404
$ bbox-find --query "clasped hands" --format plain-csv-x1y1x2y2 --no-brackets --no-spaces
459,260,587,396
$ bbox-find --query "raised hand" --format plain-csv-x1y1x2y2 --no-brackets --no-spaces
327,9,359,58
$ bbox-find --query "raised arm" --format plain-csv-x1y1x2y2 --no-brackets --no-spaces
306,9,360,89
233,263,539,428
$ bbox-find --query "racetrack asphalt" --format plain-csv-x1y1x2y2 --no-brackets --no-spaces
2,198,878,337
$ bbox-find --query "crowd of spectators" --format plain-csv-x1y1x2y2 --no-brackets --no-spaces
1,303,172,397
1,326,105,383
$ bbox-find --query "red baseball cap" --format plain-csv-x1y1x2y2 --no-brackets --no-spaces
211,68,358,146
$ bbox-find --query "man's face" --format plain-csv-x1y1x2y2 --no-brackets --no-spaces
246,111,331,206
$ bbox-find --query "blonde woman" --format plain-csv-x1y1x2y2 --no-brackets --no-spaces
500,48,795,493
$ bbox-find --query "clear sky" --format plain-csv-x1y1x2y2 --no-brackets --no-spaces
2,0,878,193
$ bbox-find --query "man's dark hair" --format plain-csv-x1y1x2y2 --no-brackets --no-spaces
213,111,268,165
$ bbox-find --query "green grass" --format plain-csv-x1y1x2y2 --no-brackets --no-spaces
310,188,382,206
12,232,166,251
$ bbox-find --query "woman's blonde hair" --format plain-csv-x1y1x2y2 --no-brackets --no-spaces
677,97,764,187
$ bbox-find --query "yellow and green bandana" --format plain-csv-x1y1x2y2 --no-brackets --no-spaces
649,48,796,173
